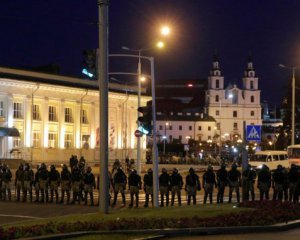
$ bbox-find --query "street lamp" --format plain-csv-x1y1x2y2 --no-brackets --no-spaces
279,64,299,145
163,122,169,154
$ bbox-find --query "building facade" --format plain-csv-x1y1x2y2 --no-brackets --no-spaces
0,68,150,164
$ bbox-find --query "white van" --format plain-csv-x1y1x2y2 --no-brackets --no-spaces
249,151,289,170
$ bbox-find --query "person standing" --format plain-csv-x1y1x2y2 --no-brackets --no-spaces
34,165,40,203
257,164,271,200
1,165,12,201
15,164,24,202
143,168,153,208
242,164,256,201
185,167,200,205
159,168,170,207
170,168,183,206
71,165,83,204
83,166,96,206
22,163,34,202
228,163,241,203
216,164,228,203
39,163,49,203
128,169,142,208
60,164,72,204
112,167,127,207
272,165,285,201
288,164,300,203
49,165,60,203
202,165,216,204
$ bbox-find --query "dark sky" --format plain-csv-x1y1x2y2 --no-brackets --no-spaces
1,0,300,104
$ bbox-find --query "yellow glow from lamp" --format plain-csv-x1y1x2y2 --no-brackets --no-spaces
157,41,165,48
161,26,170,36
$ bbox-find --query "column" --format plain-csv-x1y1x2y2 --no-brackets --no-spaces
59,100,65,149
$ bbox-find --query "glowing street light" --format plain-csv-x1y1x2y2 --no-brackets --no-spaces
156,41,165,48
161,26,171,36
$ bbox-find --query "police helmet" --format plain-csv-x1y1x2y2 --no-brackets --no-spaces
162,168,167,173
277,164,283,170
221,163,226,169
189,167,195,174
131,169,137,174
207,165,213,171
173,168,178,174
231,163,237,169
87,166,92,172
147,168,153,174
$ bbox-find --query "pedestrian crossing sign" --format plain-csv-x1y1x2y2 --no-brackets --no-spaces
246,125,261,141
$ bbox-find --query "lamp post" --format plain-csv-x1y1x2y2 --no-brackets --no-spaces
163,122,169,154
279,64,298,145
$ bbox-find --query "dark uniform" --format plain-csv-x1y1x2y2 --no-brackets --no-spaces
228,164,241,203
202,166,216,204
170,168,183,206
283,167,289,201
216,164,228,203
128,169,141,208
242,165,256,201
159,168,170,207
15,164,24,202
22,164,34,202
39,163,49,203
83,167,96,206
112,167,127,207
143,169,153,207
1,165,12,201
34,166,40,202
49,165,60,203
288,164,300,203
71,166,83,204
185,168,200,205
257,164,271,200
60,165,71,204
272,165,285,201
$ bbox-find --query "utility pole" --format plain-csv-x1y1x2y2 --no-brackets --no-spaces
98,0,109,214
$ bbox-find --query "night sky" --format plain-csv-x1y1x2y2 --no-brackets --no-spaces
1,0,300,104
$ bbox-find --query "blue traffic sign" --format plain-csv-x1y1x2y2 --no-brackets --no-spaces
246,125,261,141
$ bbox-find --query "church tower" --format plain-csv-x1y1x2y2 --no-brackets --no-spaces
243,55,258,90
208,54,224,90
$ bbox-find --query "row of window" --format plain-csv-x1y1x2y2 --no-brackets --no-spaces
215,95,255,103
214,79,255,89
216,110,255,117
163,135,212,142
13,132,89,149
159,125,212,131
12,103,88,124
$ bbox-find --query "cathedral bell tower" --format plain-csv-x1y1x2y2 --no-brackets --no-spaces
243,56,258,90
208,54,224,90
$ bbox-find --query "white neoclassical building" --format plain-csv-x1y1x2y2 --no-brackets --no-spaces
0,67,150,164
205,56,262,141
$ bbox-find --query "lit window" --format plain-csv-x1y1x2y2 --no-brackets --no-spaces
33,132,40,148
81,109,88,124
65,108,73,123
48,132,57,148
49,106,57,121
13,102,23,119
33,104,40,120
0,101,4,117
13,130,23,148
64,133,73,148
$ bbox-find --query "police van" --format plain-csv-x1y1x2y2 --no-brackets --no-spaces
249,151,289,170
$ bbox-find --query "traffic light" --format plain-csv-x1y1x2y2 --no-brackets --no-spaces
137,106,152,135
82,49,96,79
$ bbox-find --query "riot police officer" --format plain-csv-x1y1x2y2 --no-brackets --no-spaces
272,165,285,201
216,164,228,203
159,168,170,207
128,169,141,208
34,165,40,203
39,163,49,203
15,163,24,202
242,164,256,201
71,165,83,204
228,163,241,203
112,167,127,207
49,165,60,203
288,164,300,203
202,165,216,204
170,168,183,206
185,167,200,205
60,164,71,204
257,164,271,200
143,168,153,208
1,165,12,201
83,166,96,206
23,163,34,202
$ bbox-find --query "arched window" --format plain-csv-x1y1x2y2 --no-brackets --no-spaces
250,80,254,89
251,96,254,103
216,79,220,88
215,95,219,102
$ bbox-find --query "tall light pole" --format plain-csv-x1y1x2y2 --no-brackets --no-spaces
163,122,169,154
279,64,298,145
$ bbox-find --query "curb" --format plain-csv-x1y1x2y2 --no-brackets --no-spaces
18,219,300,240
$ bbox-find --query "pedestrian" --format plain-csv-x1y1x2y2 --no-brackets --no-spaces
288,164,300,203
83,166,96,206
185,167,200,205
15,163,24,202
112,167,127,207
128,169,141,208
228,163,241,203
71,165,83,204
49,165,60,203
272,165,285,201
159,168,170,207
39,163,49,203
202,165,216,204
216,164,228,203
242,164,256,201
283,167,289,201
143,168,153,207
170,168,183,206
1,165,12,201
257,164,271,200
34,165,40,202
22,163,34,202
60,164,71,204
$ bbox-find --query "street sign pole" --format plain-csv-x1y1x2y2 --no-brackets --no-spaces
242,121,247,202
